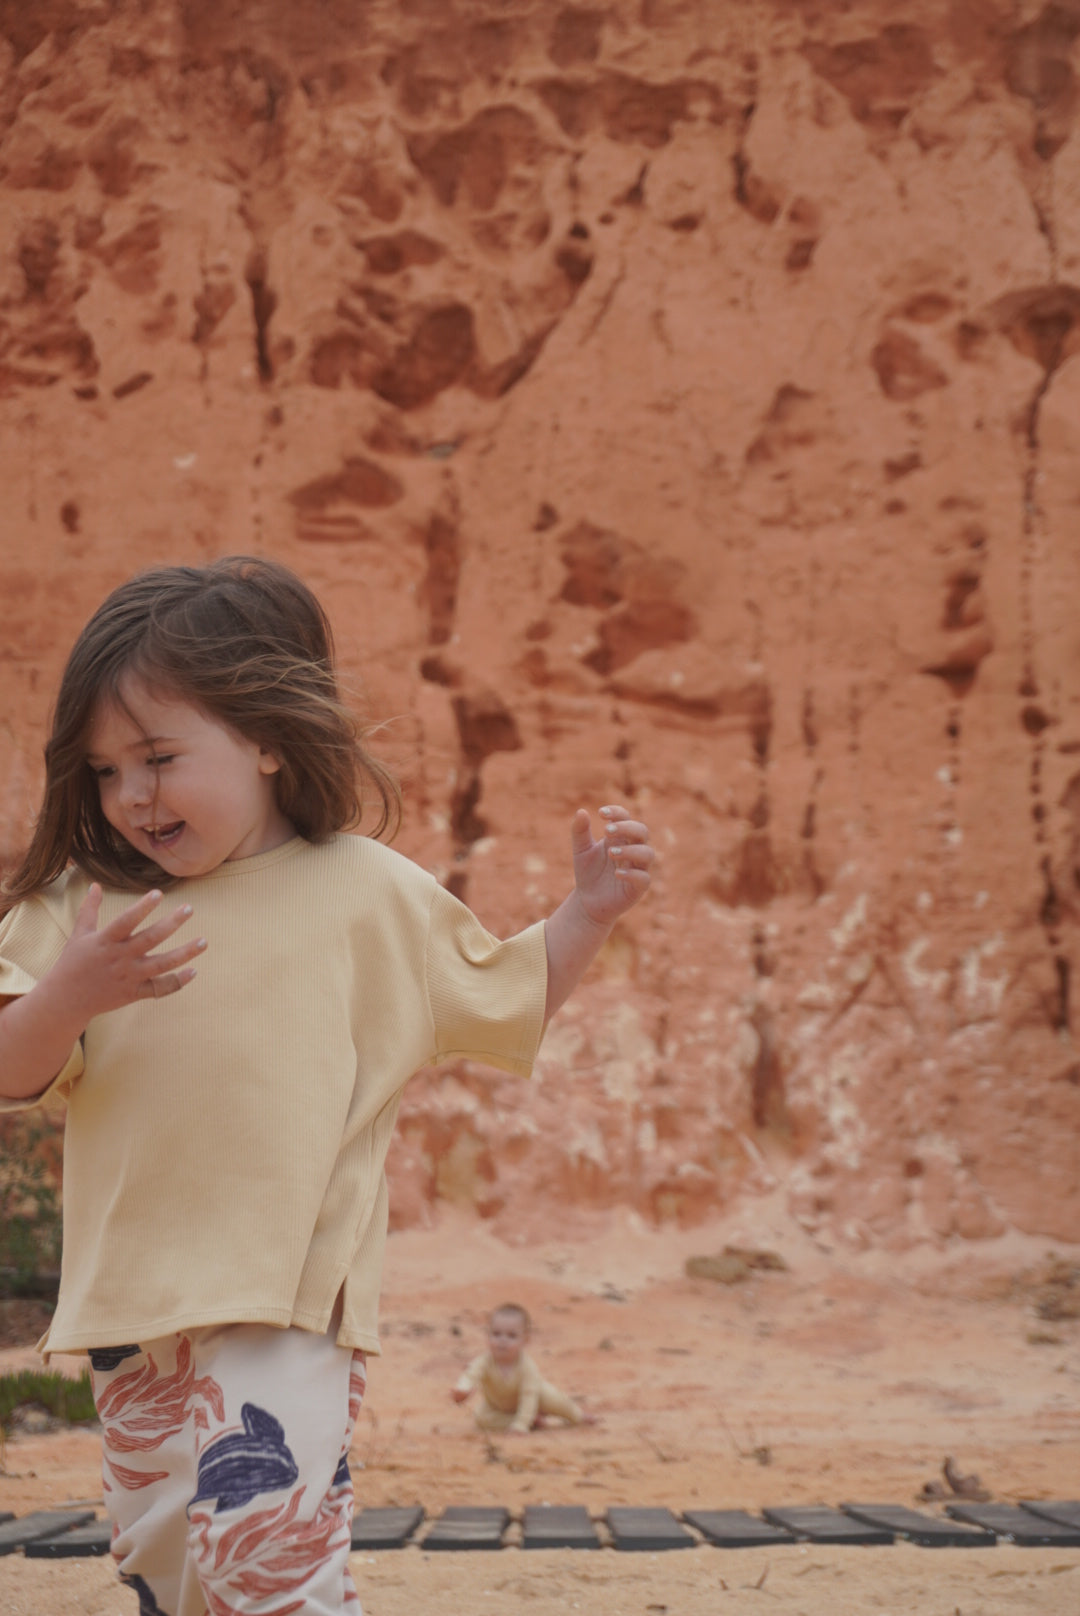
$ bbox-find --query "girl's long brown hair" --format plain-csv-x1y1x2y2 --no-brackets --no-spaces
3,556,400,901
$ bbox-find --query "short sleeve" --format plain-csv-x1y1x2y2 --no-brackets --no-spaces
0,898,84,1110
425,884,547,1077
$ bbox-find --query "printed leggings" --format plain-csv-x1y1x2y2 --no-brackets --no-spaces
89,1322,366,1616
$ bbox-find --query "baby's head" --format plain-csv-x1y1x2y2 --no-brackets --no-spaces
487,1303,531,1367
6,556,399,898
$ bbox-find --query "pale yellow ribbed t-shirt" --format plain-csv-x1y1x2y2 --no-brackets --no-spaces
0,834,547,1358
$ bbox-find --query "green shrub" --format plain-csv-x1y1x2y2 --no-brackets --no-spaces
0,1368,96,1435
0,1114,62,1297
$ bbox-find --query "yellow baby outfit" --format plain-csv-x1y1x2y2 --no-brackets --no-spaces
0,834,547,1357
455,1351,584,1432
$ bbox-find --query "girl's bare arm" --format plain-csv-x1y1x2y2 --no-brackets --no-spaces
0,886,205,1100
0,983,93,1101
543,806,654,1022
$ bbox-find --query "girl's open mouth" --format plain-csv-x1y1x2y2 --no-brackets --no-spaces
149,821,185,848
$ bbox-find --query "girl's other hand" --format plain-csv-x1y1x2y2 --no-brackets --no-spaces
53,885,206,1021
571,804,654,929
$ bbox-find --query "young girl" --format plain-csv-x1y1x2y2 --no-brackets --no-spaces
0,556,653,1616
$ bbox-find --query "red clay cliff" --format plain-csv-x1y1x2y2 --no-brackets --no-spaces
1,0,1078,1249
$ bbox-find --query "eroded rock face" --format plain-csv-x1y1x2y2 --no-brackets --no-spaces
2,0,1079,1249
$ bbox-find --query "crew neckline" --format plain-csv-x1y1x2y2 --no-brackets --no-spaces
195,834,309,880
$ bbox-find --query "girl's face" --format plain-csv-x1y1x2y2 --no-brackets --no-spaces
85,676,295,880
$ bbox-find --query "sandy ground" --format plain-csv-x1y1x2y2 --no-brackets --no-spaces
1,1200,1078,1614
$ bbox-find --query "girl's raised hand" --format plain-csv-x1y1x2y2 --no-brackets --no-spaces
53,885,206,1020
571,804,654,929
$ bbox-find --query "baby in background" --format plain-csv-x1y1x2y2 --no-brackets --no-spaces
452,1303,596,1433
